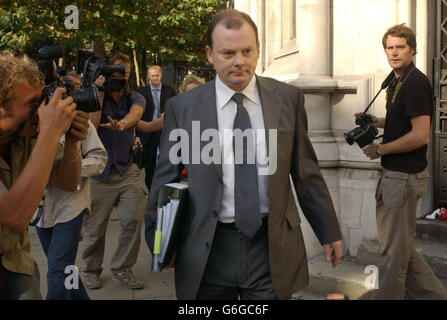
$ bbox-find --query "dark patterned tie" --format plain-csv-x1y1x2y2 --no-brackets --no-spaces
231,93,262,238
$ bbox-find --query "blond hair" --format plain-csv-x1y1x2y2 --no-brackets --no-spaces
148,65,162,74
180,74,206,93
0,51,44,111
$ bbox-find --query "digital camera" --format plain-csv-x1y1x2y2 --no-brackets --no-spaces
344,113,378,148
38,45,101,113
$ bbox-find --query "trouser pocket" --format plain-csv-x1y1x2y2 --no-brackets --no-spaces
381,170,408,208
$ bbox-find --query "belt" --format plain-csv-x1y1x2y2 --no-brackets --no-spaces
218,216,268,230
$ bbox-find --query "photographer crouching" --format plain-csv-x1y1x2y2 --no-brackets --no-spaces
360,24,447,299
0,51,89,299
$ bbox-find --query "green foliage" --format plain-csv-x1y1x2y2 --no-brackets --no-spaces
0,0,227,63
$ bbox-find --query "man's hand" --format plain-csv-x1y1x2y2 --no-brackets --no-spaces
100,116,126,131
38,87,77,138
152,113,164,127
135,137,142,145
323,240,342,268
353,112,379,124
166,252,176,269
353,112,385,128
94,75,106,87
362,143,381,160
66,111,89,143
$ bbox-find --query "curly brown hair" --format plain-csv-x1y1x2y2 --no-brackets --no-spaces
0,51,44,112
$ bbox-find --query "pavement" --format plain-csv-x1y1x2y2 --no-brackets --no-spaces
27,170,321,301
29,209,326,300
29,209,177,300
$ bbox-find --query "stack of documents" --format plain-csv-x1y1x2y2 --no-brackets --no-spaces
152,182,188,272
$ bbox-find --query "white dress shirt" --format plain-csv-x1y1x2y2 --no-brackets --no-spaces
215,75,270,223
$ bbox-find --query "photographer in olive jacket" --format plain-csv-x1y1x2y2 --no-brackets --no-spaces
0,51,88,299
361,24,447,300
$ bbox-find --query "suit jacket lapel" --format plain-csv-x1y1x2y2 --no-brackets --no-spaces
256,75,282,154
194,80,222,180
160,85,167,113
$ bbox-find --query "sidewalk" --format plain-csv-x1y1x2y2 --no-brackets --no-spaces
29,211,177,300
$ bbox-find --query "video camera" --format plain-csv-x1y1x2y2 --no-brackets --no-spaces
80,51,128,93
38,45,100,113
344,72,395,148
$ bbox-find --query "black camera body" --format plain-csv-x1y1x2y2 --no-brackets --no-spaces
344,71,396,149
38,46,101,113
344,113,378,148
81,54,128,93
42,83,101,113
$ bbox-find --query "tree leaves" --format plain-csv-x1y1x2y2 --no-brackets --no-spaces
0,0,227,63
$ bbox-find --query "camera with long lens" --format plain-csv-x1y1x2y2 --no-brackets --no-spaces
80,53,128,93
38,45,101,113
344,72,395,148
344,113,378,148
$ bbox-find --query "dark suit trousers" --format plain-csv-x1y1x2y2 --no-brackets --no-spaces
143,139,159,194
196,218,277,300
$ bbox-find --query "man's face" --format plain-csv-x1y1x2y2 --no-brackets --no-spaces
66,75,81,92
148,69,162,88
385,35,415,73
206,22,260,92
0,80,41,137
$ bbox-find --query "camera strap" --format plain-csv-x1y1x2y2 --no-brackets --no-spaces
386,62,416,107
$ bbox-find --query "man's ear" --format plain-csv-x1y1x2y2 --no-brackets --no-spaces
206,45,213,65
0,106,7,120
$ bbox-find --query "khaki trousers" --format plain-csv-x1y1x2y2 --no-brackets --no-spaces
372,168,447,300
82,164,147,273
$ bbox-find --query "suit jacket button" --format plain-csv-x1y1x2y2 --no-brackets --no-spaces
205,242,211,250
213,210,218,217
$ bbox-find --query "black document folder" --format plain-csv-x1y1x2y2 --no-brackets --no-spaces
152,182,188,272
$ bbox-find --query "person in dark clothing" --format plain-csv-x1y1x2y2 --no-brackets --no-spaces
362,24,447,300
135,65,176,193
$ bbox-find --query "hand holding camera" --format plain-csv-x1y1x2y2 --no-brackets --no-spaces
362,143,382,160
345,71,394,149
344,112,379,148
66,111,90,143
37,87,77,140
353,113,381,126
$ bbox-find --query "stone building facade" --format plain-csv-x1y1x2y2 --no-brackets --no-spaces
234,0,435,257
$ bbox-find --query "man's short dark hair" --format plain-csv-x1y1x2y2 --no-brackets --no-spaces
206,9,259,49
110,53,131,65
64,71,81,81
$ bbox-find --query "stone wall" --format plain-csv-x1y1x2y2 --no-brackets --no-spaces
234,0,432,258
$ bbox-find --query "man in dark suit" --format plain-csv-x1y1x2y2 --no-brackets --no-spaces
145,9,342,300
136,65,176,193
